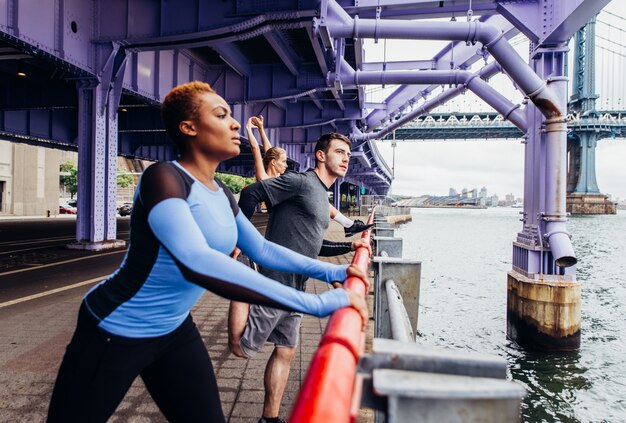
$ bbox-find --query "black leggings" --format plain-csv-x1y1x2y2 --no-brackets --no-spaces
47,304,224,423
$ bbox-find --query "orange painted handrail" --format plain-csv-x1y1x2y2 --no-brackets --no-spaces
289,209,375,423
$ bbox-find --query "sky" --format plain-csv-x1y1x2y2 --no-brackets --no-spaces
363,1,626,201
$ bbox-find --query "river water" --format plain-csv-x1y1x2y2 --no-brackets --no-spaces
394,207,626,422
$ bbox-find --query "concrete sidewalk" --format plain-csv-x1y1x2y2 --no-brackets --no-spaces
0,215,373,422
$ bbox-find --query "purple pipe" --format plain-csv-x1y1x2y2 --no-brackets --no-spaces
543,77,576,267
323,0,575,267
332,60,527,142
352,87,463,146
323,0,562,119
350,61,504,142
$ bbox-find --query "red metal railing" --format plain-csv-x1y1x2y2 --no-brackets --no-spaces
289,210,374,423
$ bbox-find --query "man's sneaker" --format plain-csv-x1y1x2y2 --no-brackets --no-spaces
344,219,375,237
258,418,286,423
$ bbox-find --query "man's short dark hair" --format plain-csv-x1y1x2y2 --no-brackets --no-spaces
314,133,352,164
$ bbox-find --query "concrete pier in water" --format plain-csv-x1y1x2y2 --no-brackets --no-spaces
507,272,581,351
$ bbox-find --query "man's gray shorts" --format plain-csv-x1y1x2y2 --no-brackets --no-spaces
239,304,302,358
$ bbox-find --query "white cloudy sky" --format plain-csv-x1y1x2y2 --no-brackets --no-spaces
364,1,626,200
374,139,626,200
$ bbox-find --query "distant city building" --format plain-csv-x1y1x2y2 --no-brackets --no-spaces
462,187,468,198
480,187,488,200
449,188,458,197
470,188,478,198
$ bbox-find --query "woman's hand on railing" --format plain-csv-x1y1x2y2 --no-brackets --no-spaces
344,287,369,330
346,263,370,292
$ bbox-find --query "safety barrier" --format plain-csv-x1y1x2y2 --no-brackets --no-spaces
291,209,526,423
365,210,526,423
289,210,374,423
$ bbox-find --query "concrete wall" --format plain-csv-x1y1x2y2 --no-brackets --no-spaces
0,141,152,216
0,141,12,213
0,140,61,216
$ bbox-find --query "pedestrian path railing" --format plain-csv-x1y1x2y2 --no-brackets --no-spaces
291,210,526,423
289,210,374,423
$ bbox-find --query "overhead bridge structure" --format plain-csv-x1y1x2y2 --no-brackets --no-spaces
0,0,614,351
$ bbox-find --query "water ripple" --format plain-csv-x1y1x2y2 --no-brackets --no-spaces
395,208,626,422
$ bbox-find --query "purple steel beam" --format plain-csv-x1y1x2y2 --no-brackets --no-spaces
0,0,95,74
351,61,524,143
212,44,251,77
323,0,562,120
340,0,498,20
360,14,518,130
107,12,313,51
332,60,527,141
497,0,611,45
263,30,300,76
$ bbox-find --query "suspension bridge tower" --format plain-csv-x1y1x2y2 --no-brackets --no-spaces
567,17,617,214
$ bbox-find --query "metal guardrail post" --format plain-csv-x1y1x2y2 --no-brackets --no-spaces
373,236,402,258
372,257,421,340
375,227,395,237
359,339,526,423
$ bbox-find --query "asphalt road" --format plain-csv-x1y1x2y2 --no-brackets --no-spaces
0,214,268,307
0,217,131,306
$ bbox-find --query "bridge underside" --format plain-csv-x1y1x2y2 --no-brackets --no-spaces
0,0,393,197
0,0,612,251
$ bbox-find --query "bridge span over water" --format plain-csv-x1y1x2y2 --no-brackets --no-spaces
0,0,619,401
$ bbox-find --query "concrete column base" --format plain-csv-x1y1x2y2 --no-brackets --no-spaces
507,271,581,351
567,193,616,215
67,239,126,251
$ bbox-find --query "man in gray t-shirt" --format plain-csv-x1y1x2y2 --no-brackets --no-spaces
257,169,335,290
232,133,367,423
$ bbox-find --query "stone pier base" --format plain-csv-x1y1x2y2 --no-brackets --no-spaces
507,271,581,351
567,193,616,215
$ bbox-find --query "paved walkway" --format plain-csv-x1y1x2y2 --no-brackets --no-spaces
0,214,373,422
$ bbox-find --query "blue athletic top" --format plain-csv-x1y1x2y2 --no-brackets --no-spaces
83,161,350,338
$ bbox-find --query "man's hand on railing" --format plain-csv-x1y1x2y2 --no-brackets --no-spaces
331,263,370,291
350,238,372,256
344,287,369,330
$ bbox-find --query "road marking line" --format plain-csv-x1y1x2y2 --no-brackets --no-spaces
1,244,75,256
0,231,130,247
0,276,107,309
0,250,125,277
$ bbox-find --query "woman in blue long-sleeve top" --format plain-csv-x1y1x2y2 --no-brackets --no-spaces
46,81,368,423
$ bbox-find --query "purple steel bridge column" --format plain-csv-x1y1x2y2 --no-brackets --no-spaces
509,47,580,351
70,45,127,251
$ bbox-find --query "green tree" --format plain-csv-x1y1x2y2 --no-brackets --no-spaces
216,173,255,194
59,161,78,199
117,172,135,188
